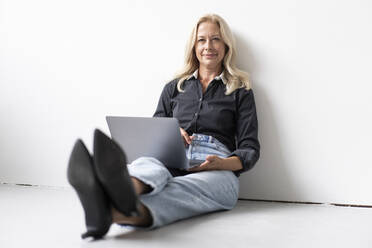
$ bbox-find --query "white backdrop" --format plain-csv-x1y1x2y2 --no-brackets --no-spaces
1,0,371,205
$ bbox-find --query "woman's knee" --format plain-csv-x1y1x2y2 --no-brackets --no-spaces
128,156,173,195
180,170,239,208
217,171,239,208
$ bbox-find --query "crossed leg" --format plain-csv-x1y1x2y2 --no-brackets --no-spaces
111,177,153,227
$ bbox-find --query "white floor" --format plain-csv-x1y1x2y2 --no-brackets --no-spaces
1,184,372,248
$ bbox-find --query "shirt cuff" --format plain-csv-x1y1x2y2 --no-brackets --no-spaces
228,148,260,177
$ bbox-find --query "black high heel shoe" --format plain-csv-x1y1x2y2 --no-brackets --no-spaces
67,139,112,239
93,129,140,217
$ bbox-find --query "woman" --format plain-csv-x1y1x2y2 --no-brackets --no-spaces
68,13,260,239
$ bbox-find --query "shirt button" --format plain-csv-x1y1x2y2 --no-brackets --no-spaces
199,98,202,101
194,113,198,117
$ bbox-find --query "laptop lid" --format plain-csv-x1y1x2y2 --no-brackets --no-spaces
106,116,190,169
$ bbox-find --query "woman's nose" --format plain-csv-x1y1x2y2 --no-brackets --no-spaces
205,39,213,50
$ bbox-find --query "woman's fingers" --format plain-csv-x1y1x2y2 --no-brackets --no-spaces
180,128,193,145
184,135,191,144
188,155,222,172
179,128,187,145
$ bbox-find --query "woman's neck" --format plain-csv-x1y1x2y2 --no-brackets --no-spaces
198,65,222,84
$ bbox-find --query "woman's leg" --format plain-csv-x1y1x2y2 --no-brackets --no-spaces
108,138,239,229
137,169,239,229
111,156,173,227
129,134,240,229
111,177,152,227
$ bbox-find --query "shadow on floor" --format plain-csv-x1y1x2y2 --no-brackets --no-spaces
100,200,297,242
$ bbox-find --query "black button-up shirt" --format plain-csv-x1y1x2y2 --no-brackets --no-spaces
153,74,260,177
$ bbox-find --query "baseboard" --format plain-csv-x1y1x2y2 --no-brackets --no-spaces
239,198,372,208
2,182,371,208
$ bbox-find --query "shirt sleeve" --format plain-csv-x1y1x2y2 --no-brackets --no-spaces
153,81,174,118
229,88,260,176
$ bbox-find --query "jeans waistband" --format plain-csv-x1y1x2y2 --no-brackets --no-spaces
192,133,218,143
189,133,231,154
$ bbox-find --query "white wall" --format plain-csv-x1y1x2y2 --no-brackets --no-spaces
1,0,371,205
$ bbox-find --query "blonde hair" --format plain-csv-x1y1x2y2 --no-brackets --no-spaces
175,14,251,95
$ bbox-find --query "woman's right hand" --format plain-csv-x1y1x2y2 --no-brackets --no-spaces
180,128,194,146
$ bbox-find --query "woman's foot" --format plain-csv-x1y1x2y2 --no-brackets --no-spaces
111,202,153,227
111,177,153,227
67,139,112,239
93,129,140,217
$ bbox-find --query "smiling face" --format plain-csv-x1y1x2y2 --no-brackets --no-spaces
195,21,226,72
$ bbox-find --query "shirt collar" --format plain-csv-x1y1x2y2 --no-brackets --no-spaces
187,69,227,85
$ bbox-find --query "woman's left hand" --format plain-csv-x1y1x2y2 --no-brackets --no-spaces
188,155,225,172
188,155,243,172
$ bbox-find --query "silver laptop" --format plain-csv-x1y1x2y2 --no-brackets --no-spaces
106,116,204,170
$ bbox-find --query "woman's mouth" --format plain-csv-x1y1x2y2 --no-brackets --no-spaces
204,54,217,58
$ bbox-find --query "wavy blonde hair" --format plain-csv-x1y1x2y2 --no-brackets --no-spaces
175,14,251,95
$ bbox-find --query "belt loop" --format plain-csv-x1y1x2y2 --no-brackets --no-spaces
208,135,212,143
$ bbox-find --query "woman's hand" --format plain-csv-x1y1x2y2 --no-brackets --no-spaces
188,155,224,172
188,156,243,172
180,128,194,146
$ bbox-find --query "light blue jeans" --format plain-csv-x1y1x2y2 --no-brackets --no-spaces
126,133,240,229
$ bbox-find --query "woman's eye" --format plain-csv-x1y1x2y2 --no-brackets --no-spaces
213,37,220,41
198,39,205,42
